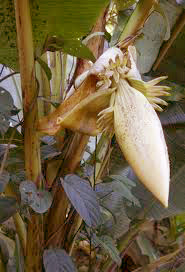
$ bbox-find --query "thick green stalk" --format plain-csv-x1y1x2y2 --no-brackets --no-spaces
14,0,42,271
119,0,158,42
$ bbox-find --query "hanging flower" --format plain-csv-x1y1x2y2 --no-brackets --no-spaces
37,45,170,207
94,45,170,207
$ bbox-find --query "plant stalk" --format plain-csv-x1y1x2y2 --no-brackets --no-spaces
119,0,158,42
14,0,43,271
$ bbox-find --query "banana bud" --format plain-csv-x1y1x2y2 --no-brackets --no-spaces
114,79,170,207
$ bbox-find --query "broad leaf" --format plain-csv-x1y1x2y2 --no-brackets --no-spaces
0,196,17,223
94,235,121,266
62,174,101,227
43,249,77,272
47,37,95,61
0,0,109,69
96,181,139,206
19,181,37,206
19,181,52,213
35,0,109,39
30,190,53,214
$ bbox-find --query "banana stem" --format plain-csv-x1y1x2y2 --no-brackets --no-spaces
14,0,42,271
119,0,158,42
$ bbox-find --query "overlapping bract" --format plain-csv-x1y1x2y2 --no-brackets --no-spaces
37,45,170,207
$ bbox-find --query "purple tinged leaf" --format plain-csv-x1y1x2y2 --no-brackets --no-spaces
61,174,101,227
19,181,37,205
19,181,53,213
43,249,77,272
0,197,17,223
93,235,121,265
176,0,185,7
30,190,53,214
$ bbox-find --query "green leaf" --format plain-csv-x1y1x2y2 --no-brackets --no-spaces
47,37,95,61
0,1,18,70
0,0,109,69
43,249,77,272
34,0,109,39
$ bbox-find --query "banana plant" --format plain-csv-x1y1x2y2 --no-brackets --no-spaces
0,0,182,271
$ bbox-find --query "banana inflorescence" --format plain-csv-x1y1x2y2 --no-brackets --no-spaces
37,45,171,207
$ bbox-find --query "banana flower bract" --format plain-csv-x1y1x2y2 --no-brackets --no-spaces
37,45,170,207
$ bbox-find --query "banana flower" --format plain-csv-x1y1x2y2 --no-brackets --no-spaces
37,45,170,207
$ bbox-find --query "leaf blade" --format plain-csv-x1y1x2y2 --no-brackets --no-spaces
62,174,101,227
